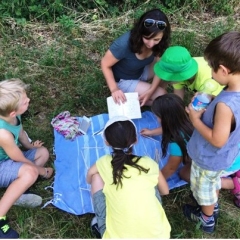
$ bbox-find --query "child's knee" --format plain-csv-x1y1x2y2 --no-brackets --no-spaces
36,146,49,162
19,164,38,183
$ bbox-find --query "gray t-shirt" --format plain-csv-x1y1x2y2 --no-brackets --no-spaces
187,90,240,171
109,31,154,82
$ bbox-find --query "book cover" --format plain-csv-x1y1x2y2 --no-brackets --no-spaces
107,92,142,119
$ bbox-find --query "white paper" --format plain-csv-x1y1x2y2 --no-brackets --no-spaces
107,92,142,119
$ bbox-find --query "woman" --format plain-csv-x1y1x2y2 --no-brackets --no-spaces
101,9,171,106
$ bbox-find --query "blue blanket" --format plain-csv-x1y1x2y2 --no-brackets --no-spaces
52,111,187,215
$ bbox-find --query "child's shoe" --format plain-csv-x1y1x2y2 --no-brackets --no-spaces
183,204,215,234
0,217,19,238
90,216,101,239
189,192,220,219
14,192,42,208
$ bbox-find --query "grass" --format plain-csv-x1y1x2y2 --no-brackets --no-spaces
0,0,240,238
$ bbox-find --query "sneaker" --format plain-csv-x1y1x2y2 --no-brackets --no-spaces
189,193,219,219
183,204,215,234
90,216,101,239
0,217,19,238
14,193,42,208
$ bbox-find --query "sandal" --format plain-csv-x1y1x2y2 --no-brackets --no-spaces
234,196,240,208
231,175,240,195
235,170,240,178
42,167,54,179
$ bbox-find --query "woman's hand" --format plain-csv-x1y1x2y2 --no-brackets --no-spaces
111,89,126,104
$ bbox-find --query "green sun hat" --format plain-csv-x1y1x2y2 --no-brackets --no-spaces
154,46,198,81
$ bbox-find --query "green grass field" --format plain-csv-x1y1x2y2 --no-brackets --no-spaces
1,0,240,238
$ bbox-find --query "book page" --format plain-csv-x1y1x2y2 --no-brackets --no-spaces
107,97,124,119
107,92,142,119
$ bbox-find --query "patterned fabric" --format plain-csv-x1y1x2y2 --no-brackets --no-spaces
51,111,83,140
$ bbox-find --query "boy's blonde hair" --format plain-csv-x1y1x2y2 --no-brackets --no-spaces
0,78,29,116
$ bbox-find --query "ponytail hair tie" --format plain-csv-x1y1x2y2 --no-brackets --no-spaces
113,143,134,154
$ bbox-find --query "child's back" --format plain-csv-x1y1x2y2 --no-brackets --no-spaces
87,116,171,238
96,154,170,238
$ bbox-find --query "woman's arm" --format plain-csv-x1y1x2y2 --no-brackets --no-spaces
157,170,169,195
161,155,182,180
101,50,126,104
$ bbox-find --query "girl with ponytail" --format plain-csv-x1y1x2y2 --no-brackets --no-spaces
87,116,171,238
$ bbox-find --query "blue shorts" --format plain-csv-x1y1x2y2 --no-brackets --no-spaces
117,65,150,92
0,148,37,188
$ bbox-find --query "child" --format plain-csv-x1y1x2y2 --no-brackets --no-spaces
87,116,171,238
183,31,240,233
140,93,193,182
0,78,53,238
153,46,224,99
101,9,171,106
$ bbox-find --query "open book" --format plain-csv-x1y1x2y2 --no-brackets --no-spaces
107,92,142,119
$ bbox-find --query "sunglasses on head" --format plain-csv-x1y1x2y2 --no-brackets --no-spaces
144,19,167,30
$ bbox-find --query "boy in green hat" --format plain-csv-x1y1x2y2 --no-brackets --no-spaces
154,46,224,99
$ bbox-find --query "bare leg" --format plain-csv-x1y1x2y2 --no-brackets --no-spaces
34,147,49,166
221,177,234,190
33,147,53,178
135,81,166,106
0,164,38,216
179,162,191,183
202,204,215,216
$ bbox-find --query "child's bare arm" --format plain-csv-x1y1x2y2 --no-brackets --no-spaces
0,129,34,165
157,170,169,195
161,155,182,180
186,102,232,147
18,128,36,149
140,127,162,136
87,164,98,184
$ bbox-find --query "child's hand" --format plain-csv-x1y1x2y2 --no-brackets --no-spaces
140,128,152,136
32,140,44,147
185,103,205,123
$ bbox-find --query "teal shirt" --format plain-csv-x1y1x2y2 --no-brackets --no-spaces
0,116,21,161
169,142,182,156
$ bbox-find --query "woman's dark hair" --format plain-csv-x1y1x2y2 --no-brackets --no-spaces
130,8,171,56
151,93,193,164
104,120,149,189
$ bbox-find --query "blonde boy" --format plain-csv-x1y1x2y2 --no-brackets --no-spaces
0,79,53,238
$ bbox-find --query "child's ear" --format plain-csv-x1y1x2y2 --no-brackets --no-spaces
9,111,17,118
105,140,110,146
219,64,230,75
